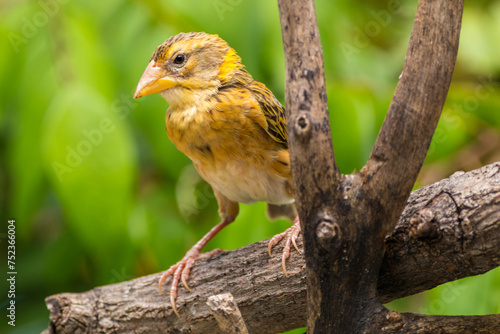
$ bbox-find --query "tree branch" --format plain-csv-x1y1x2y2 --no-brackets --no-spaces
207,293,249,334
368,311,500,334
277,0,340,216
277,0,342,330
44,163,500,334
276,0,464,331
379,163,500,302
363,0,464,236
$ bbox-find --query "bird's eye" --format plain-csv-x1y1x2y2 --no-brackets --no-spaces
173,54,186,65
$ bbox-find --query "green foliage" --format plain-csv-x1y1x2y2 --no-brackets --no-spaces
41,84,135,277
0,0,499,333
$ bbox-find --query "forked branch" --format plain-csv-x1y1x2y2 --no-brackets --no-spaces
277,0,475,332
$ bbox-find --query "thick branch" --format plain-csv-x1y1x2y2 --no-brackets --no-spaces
277,0,339,216
379,164,500,301
277,0,341,330
283,0,464,331
44,163,500,334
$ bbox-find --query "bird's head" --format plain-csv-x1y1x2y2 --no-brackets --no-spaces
134,32,243,106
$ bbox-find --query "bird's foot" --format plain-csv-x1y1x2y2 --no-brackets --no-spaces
158,248,226,317
267,216,301,277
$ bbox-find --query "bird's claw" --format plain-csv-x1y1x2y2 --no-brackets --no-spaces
267,230,288,257
267,217,301,277
158,248,226,317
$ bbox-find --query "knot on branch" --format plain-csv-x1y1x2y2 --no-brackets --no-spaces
294,113,312,143
299,68,315,82
410,208,441,241
316,217,341,251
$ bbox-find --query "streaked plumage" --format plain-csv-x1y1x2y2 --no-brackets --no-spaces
134,32,300,316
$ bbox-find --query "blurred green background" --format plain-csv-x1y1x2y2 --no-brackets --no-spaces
1,0,499,333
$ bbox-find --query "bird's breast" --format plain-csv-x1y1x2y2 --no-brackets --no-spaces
165,105,293,205
193,150,294,205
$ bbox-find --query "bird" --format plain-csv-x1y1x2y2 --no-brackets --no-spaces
134,32,301,316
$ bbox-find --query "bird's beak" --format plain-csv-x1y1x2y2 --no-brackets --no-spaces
134,60,177,98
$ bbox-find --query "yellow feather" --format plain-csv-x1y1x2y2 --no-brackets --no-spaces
218,48,242,83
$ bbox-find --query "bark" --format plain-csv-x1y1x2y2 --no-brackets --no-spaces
207,293,249,334
44,163,500,334
275,2,340,329
278,0,465,332
379,165,500,301
368,311,500,334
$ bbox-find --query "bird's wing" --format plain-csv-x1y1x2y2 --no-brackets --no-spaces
247,81,288,146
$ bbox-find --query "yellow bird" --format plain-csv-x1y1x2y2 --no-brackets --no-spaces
134,32,300,316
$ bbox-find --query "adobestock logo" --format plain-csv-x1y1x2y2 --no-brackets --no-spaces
213,0,243,21
8,0,71,53
51,94,137,182
51,119,116,182
340,1,404,63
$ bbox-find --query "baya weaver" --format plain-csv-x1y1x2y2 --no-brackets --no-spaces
134,32,300,316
